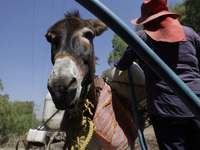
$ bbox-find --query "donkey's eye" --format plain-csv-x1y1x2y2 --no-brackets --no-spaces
45,32,56,44
46,35,52,43
83,31,94,42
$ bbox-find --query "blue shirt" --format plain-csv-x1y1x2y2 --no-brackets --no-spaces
115,26,200,117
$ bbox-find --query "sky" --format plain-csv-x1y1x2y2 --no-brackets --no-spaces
0,0,183,119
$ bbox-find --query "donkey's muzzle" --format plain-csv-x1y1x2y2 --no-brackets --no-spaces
47,57,83,110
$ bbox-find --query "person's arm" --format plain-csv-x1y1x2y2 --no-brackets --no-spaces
114,46,137,70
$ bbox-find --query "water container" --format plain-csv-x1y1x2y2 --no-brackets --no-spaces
26,129,46,143
42,92,65,131
108,62,147,110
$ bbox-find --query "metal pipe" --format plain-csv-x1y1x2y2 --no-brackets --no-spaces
75,0,200,120
128,68,147,150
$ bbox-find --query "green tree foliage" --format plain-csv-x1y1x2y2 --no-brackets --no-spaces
107,34,128,67
0,79,41,146
182,0,200,34
101,68,113,80
11,101,41,136
0,93,11,136
135,25,143,32
170,0,200,35
0,79,3,91
0,81,11,138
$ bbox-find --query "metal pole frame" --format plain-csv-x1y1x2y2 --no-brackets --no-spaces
75,0,200,120
128,68,147,150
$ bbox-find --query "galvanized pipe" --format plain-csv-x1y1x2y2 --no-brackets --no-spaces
128,68,147,150
75,0,200,120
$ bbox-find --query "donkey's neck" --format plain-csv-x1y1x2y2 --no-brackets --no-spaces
87,77,105,111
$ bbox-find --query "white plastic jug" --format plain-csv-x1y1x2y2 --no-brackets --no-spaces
26,129,46,143
108,62,147,110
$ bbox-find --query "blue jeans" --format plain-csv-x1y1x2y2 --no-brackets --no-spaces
150,115,200,150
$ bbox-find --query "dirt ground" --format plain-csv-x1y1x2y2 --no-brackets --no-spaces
135,125,159,150
2,125,159,150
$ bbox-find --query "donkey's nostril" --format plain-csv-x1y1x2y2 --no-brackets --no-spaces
66,77,77,89
48,77,78,97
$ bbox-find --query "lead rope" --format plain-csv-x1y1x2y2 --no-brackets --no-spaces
66,98,96,150
79,99,96,150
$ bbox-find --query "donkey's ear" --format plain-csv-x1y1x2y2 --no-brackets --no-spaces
87,19,108,36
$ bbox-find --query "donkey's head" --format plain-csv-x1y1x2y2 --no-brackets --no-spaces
46,11,107,110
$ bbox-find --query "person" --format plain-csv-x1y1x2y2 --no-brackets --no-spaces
114,0,200,149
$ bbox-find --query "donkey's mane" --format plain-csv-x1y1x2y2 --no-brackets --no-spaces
65,10,81,19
